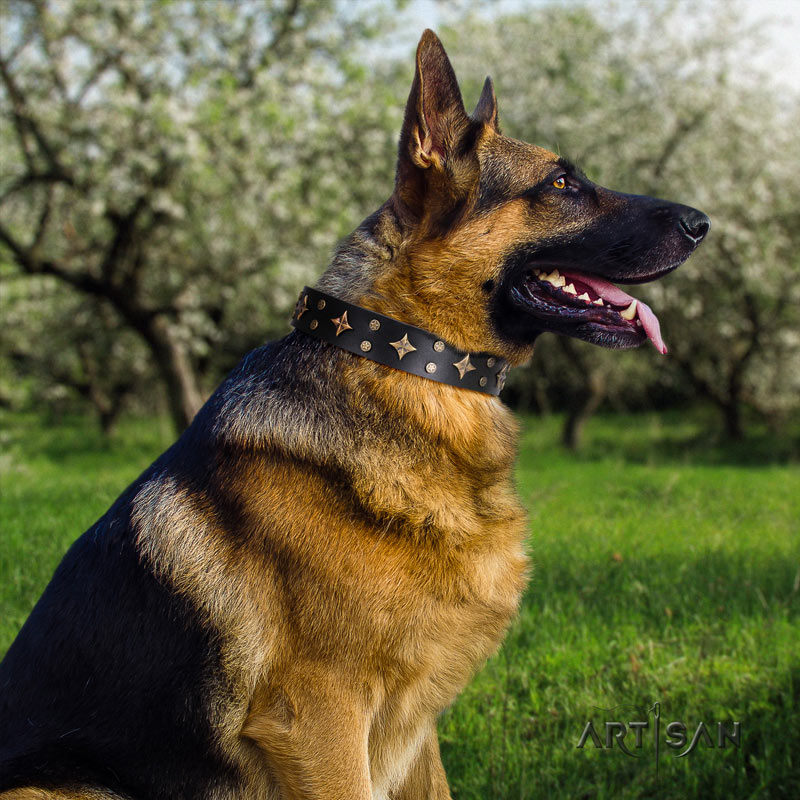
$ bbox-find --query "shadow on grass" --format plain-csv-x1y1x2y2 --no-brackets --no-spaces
521,409,800,467
1,413,173,465
442,549,799,799
579,429,800,468
441,672,800,800
519,547,800,633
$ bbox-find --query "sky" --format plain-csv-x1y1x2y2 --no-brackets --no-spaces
401,0,800,92
738,0,800,89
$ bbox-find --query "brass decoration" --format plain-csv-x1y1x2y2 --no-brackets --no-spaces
390,333,416,360
453,354,476,379
331,311,352,336
294,289,505,395
496,363,509,390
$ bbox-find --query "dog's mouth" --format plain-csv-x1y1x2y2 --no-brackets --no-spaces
512,266,667,353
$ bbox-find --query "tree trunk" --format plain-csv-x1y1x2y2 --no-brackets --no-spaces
721,365,747,440
533,373,552,416
562,369,606,451
722,401,743,441
146,317,205,432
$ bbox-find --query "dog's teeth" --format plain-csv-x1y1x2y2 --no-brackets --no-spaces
544,270,565,287
593,297,604,305
563,283,577,295
577,292,591,302
620,300,638,321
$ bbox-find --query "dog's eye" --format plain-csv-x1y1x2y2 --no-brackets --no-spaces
552,176,567,189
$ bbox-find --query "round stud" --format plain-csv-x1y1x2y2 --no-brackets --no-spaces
309,319,318,330
433,340,445,353
487,357,496,368
425,362,437,374
369,319,380,331
479,377,487,387
360,340,372,352
317,299,326,310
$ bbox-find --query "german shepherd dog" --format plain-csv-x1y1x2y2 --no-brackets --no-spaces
1,30,708,800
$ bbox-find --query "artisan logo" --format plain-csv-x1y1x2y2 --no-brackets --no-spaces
576,703,741,776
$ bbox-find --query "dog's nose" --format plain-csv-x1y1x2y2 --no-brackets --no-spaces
678,209,710,246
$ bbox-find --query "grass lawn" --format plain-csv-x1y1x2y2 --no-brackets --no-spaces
1,409,798,798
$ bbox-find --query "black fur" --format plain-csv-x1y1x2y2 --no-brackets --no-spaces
0,401,250,797
0,331,408,797
491,188,709,349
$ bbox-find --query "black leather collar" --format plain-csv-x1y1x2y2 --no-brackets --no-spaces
291,287,509,396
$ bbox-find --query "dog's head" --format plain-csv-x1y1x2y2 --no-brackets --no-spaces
369,30,709,364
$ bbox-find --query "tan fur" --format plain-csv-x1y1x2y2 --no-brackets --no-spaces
130,371,528,797
367,200,532,358
150,31,534,798
0,790,127,799
365,122,589,365
6,31,552,799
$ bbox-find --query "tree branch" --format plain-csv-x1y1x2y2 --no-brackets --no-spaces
0,52,71,179
0,169,75,205
263,0,302,61
34,0,69,102
1,7,37,67
73,50,116,106
631,108,709,183
230,0,302,87
0,218,156,331
100,196,148,283
30,183,52,253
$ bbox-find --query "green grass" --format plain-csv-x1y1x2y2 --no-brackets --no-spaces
1,410,798,798
0,412,176,642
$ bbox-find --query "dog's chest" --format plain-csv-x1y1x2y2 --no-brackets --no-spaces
362,515,527,793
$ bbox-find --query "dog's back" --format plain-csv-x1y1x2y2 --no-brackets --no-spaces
0,341,291,796
0,488,236,796
1,326,527,798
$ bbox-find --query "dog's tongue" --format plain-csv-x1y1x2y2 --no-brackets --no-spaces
571,273,667,355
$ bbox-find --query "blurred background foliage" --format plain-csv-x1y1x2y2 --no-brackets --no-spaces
1,0,798,444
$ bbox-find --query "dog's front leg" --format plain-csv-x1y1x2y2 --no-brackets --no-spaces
242,675,372,800
391,725,451,800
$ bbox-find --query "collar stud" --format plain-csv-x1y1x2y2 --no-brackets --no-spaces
291,287,508,397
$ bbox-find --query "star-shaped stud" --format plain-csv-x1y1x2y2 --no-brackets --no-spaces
496,363,509,391
453,354,476,380
296,294,309,319
390,333,416,360
330,311,352,336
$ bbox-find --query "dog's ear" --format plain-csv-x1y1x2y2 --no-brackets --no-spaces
473,76,499,132
399,29,469,171
395,30,475,217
